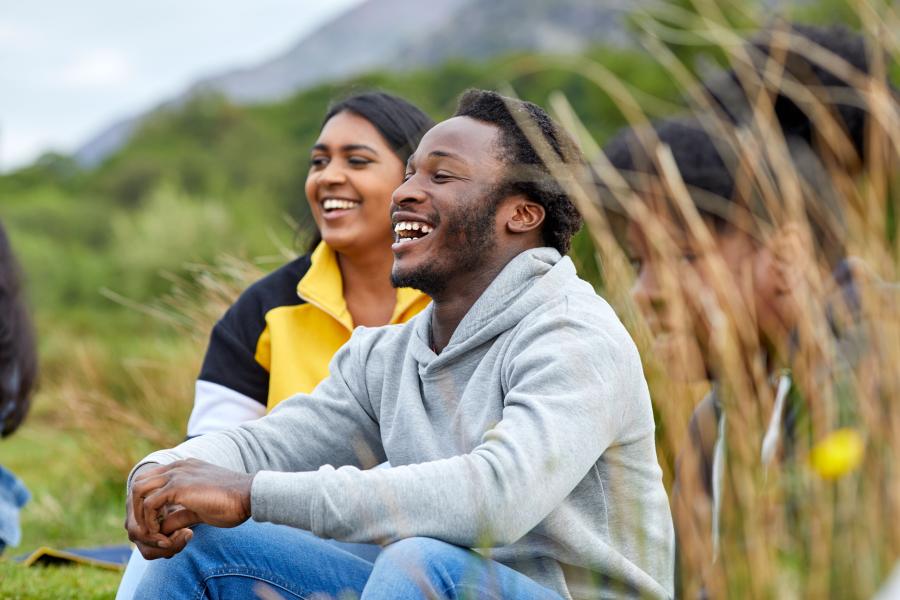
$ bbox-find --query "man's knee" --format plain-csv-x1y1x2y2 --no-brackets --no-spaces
380,537,464,563
374,537,471,581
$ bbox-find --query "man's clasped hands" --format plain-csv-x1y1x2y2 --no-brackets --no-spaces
125,459,254,559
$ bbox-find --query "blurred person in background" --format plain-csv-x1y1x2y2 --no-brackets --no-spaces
601,23,897,595
0,220,38,556
116,91,434,598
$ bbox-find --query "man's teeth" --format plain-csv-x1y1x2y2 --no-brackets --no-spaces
393,221,433,234
322,198,360,211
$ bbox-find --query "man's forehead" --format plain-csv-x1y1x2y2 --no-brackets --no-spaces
412,116,500,164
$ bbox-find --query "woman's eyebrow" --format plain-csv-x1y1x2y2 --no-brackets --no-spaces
311,143,379,154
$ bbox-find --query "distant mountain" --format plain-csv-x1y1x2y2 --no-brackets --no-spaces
391,0,632,67
75,0,633,167
188,0,469,104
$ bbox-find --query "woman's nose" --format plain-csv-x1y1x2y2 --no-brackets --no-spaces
317,162,347,186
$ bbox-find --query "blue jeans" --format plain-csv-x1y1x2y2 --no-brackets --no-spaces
133,520,562,599
0,464,30,555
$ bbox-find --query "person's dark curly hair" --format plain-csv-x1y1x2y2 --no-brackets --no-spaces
0,221,37,437
453,89,583,254
602,117,741,228
603,113,850,266
707,24,896,169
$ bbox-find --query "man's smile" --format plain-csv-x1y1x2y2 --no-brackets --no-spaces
393,220,434,244
391,211,437,251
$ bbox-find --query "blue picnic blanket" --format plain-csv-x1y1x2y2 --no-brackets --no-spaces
19,544,133,571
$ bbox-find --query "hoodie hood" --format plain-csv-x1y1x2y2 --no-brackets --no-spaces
409,247,575,369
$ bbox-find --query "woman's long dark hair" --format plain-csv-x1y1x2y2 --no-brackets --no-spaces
306,91,435,253
0,221,37,437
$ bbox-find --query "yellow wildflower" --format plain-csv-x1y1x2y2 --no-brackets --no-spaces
810,428,864,480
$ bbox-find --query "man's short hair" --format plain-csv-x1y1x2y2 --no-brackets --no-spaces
602,117,738,229
454,89,583,254
602,115,848,266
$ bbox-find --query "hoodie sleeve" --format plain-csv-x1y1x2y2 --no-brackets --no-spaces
248,302,652,547
128,337,386,491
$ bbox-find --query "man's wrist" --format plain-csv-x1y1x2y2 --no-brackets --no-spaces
127,462,160,494
241,473,255,521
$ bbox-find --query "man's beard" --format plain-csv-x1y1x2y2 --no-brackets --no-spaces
391,189,500,297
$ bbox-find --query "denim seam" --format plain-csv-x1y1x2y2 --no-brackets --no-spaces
192,565,310,600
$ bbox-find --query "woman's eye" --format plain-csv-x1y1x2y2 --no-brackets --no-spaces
310,156,328,168
348,156,372,167
682,252,698,264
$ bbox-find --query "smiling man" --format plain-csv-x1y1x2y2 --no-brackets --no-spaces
125,90,674,600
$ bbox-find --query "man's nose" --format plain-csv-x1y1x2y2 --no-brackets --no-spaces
391,177,426,207
631,266,666,318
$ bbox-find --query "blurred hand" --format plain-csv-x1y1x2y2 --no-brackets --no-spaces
125,459,254,560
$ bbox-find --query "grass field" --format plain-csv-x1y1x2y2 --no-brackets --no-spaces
0,397,132,599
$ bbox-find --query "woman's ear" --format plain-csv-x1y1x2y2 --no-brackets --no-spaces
506,197,546,234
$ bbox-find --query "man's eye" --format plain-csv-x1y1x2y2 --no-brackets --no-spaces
403,171,414,182
433,172,453,182
682,252,698,264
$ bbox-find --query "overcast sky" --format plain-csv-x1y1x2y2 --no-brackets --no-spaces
0,0,364,172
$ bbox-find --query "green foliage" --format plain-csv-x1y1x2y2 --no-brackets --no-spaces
1,43,682,345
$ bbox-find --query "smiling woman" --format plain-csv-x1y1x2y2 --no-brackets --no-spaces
189,92,434,430
116,91,435,599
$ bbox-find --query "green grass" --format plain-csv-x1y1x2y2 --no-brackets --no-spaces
1,402,128,599
0,562,121,600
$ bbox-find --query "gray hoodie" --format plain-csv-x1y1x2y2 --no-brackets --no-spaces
134,248,674,599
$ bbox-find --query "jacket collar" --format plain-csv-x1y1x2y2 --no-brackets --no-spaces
297,242,428,331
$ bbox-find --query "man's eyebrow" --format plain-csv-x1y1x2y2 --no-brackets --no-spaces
428,149,466,161
312,143,379,153
405,149,467,170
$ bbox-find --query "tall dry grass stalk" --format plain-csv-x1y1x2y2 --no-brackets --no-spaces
55,256,266,479
522,3,899,598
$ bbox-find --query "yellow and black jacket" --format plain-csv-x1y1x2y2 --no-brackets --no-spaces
186,242,430,436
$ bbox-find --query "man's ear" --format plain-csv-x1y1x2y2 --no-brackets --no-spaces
505,196,546,235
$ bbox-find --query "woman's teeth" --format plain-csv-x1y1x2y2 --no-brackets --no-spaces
394,221,434,242
322,198,361,211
